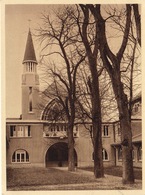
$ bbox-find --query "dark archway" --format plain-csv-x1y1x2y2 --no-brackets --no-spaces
45,142,77,167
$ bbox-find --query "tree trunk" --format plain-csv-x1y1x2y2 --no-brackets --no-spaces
79,5,104,177
89,4,134,183
67,120,75,171
112,76,134,184
121,119,134,184
89,58,104,178
93,121,104,177
132,4,141,46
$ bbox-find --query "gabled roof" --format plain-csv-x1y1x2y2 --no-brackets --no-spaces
23,29,37,64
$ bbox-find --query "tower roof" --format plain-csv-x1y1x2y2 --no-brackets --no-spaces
23,29,37,64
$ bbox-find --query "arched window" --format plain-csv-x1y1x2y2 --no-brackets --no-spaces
102,149,108,161
118,147,122,161
138,146,142,161
12,149,29,163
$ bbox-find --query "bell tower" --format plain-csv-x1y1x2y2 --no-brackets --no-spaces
22,29,39,120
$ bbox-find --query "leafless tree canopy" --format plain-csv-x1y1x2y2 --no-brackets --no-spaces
35,4,141,181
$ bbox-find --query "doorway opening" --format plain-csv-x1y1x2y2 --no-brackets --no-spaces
45,142,77,167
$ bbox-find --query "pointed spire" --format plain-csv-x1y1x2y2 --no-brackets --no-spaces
23,29,37,64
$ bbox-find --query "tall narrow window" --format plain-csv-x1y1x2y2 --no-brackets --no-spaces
12,152,15,162
17,153,20,162
21,153,25,162
29,87,32,112
103,125,109,137
26,63,29,72
10,126,16,137
24,126,28,137
117,123,121,135
26,152,29,162
138,146,142,161
30,63,32,72
118,147,122,160
10,126,14,137
17,126,24,137
28,126,31,136
102,149,108,161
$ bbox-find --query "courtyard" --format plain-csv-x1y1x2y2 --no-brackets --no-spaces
6,166,142,191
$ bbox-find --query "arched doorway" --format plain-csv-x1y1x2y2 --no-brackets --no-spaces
45,142,77,167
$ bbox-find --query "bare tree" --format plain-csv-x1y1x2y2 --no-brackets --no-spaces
132,4,141,46
36,6,86,171
103,5,141,118
36,5,141,180
73,5,104,178
87,4,141,184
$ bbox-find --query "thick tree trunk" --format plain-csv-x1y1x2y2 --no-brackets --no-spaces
89,4,134,183
67,118,75,171
93,121,104,177
68,124,75,171
90,59,104,178
121,118,134,184
80,4,104,178
112,77,134,184
86,58,104,178
132,4,141,46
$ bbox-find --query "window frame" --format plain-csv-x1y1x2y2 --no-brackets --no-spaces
117,123,121,135
10,125,31,138
138,146,142,162
132,149,135,161
10,125,16,137
29,87,33,112
103,125,109,137
102,148,109,161
118,147,122,161
12,149,29,163
92,149,109,161
43,124,78,138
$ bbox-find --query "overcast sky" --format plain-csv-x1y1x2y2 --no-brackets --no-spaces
5,3,142,118
5,4,61,118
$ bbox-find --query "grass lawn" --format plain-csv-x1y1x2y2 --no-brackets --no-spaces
7,167,96,187
80,166,142,180
6,166,142,190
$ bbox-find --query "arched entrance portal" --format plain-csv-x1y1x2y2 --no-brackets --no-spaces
45,142,77,167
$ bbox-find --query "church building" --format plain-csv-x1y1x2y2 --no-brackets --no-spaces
6,30,142,168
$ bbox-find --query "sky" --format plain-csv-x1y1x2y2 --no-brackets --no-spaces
5,4,60,118
5,4,142,118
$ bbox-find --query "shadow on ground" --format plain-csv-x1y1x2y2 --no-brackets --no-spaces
6,166,142,191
